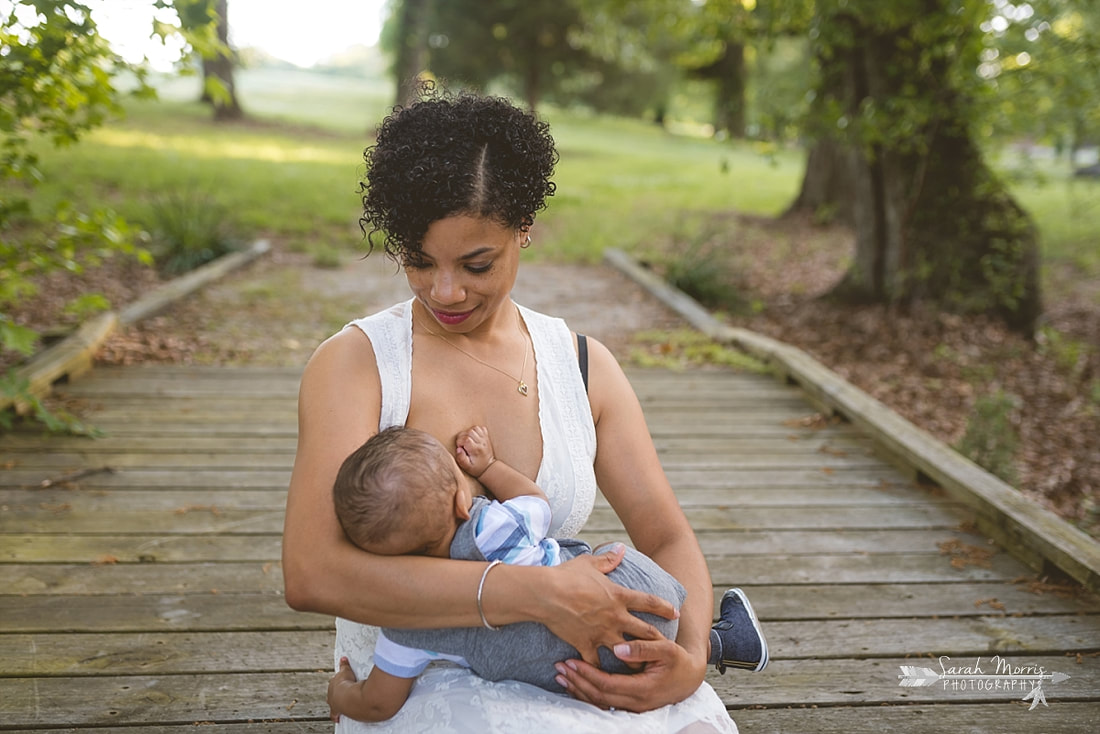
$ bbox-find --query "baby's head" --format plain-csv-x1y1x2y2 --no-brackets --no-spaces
333,426,469,557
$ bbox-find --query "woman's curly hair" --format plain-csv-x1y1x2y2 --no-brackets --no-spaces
359,91,558,263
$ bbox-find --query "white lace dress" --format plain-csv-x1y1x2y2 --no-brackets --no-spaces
335,299,737,734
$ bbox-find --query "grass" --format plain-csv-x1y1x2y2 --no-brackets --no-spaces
18,67,1100,287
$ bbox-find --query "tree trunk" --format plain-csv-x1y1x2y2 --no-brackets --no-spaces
783,138,855,225
205,0,242,120
798,8,1041,334
394,0,431,107
713,43,745,138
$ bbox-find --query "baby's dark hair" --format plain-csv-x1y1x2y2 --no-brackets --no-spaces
333,426,456,551
359,90,558,263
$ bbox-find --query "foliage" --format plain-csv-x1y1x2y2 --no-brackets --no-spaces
144,188,239,275
978,0,1100,159
628,328,767,372
956,389,1021,484
0,1,203,430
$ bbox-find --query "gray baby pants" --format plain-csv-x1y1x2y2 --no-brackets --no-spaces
383,540,686,694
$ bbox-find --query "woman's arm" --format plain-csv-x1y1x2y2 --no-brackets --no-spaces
283,328,496,627
554,336,712,711
281,329,676,649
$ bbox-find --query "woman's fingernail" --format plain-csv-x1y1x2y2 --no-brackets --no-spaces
614,643,630,657
556,675,569,689
554,663,566,675
565,660,578,671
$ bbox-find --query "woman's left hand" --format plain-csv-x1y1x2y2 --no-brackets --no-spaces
553,638,706,713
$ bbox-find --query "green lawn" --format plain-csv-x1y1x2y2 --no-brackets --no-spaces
24,68,1100,284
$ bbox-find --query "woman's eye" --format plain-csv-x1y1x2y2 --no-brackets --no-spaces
466,263,493,274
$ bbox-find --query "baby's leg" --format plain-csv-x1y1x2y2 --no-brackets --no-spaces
384,544,686,693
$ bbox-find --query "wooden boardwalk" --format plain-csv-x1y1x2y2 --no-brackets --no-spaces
1,364,1098,732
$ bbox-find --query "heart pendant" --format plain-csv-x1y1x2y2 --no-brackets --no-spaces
517,381,528,396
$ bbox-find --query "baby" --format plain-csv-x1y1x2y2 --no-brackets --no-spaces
327,425,767,723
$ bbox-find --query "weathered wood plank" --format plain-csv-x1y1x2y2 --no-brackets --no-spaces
0,671,330,727
706,655,1098,707
3,725,333,734
3,582,1093,634
2,528,986,563
2,615,1094,678
0,593,326,633
0,450,889,471
730,702,1100,734
0,466,914,489
0,551,1031,596
0,485,962,509
1,563,286,595
0,504,971,534
0,433,877,455
0,631,334,676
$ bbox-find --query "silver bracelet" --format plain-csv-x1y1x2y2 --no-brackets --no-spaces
477,560,503,631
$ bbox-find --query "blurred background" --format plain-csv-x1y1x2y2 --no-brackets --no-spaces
2,1,1098,534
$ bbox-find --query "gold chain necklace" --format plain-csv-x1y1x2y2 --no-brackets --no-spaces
415,304,531,397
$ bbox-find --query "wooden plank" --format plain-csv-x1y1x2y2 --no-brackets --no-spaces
4,725,333,734
706,655,1097,707
0,631,334,676
761,614,1100,659
0,504,972,534
0,551,1032,596
3,582,1094,634
0,508,981,537
0,466,912,490
2,615,1094,678
0,670,330,727
0,562,286,595
0,433,878,455
0,593,327,633
0,312,118,415
0,450,890,471
731,702,1100,734
2,529,987,563
0,485,962,509
705,552,1032,585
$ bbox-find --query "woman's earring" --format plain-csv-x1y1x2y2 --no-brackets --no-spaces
521,234,532,249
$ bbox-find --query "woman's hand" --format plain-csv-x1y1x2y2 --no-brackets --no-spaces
536,545,678,667
553,638,707,713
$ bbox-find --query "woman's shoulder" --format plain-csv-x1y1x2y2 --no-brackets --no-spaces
299,300,411,392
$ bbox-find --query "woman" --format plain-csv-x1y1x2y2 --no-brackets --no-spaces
282,91,737,732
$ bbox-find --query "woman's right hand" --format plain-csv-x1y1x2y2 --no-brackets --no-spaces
538,544,678,666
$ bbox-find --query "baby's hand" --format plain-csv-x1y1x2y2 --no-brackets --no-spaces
327,656,357,722
455,425,495,477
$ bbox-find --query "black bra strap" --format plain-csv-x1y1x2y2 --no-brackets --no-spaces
577,334,589,393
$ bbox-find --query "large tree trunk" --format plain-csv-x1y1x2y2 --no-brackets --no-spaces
783,138,855,225
205,0,242,120
690,42,746,138
713,43,745,138
394,0,430,106
795,7,1041,334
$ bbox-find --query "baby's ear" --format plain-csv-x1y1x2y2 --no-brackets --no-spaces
454,480,473,521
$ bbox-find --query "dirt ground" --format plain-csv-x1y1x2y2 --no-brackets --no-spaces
6,222,1098,539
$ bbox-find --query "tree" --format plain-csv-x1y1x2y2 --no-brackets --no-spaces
388,0,432,106
164,0,242,119
420,0,595,112
979,0,1100,167
0,1,206,428
789,0,1042,334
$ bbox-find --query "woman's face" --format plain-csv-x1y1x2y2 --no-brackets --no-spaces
405,214,525,334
